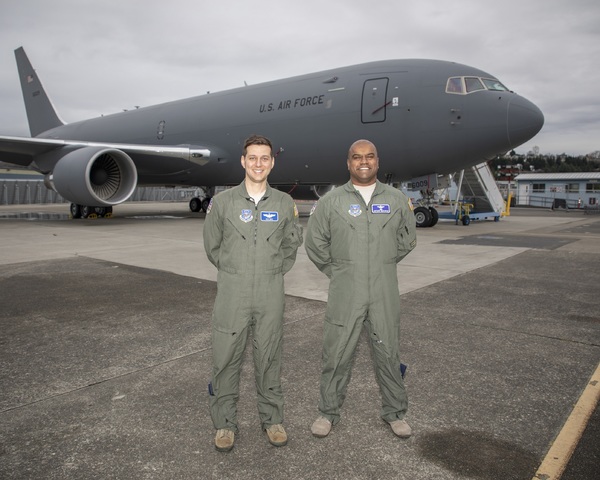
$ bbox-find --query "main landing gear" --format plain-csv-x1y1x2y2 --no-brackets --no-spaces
189,187,214,213
70,203,113,219
189,196,211,213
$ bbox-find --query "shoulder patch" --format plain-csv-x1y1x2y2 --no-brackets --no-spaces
407,198,414,211
206,198,214,214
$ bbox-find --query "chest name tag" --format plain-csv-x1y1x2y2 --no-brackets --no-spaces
371,204,391,214
261,211,279,222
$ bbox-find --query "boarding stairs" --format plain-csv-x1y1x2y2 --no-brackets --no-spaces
454,162,506,214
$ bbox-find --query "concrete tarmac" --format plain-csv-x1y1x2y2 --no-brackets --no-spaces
1,202,599,479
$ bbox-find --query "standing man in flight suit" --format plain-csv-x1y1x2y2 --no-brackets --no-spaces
305,139,417,439
203,134,303,452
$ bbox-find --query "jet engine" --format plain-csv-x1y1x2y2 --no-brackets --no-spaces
312,185,336,198
44,146,138,206
272,184,336,200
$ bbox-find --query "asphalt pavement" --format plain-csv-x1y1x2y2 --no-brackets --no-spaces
0,203,598,479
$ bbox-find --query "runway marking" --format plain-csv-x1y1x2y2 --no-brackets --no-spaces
532,361,600,480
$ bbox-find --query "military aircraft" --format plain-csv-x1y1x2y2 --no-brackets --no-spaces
0,47,543,225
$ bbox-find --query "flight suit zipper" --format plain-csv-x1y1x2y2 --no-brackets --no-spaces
254,201,259,246
364,188,383,303
366,192,373,302
354,189,372,302
250,197,260,301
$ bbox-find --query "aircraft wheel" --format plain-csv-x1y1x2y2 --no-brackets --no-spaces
462,215,471,226
428,207,439,227
189,197,202,213
81,205,91,219
94,206,107,217
414,206,432,228
201,198,211,213
70,203,82,219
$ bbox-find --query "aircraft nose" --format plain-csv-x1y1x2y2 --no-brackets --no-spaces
507,96,544,149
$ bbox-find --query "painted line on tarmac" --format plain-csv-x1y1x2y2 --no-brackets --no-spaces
532,361,600,480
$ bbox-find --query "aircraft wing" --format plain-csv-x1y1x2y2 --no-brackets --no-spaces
0,135,211,170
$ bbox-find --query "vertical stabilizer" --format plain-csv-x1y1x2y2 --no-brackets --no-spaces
14,47,64,137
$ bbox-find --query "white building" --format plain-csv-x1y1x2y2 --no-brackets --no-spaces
514,172,600,209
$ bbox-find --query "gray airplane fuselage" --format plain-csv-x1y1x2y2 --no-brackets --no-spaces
35,59,543,188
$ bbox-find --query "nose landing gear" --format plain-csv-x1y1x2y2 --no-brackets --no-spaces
414,206,439,228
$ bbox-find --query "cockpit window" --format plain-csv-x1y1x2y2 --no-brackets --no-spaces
446,77,464,94
446,76,509,95
481,78,509,91
465,77,485,92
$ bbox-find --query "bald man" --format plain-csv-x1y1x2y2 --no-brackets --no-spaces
305,139,417,439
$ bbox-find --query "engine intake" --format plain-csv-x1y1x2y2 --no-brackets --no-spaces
48,147,138,206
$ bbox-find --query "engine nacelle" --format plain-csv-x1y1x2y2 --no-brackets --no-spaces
312,184,336,199
45,147,138,206
273,184,336,200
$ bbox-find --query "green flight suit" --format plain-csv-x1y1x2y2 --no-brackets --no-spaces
203,182,303,433
305,180,417,425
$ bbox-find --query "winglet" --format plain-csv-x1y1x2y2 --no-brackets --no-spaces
14,47,65,137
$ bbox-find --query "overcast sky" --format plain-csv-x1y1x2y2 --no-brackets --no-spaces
1,0,598,156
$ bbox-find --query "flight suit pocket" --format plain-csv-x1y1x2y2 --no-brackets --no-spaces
212,306,247,335
378,210,402,263
289,222,303,249
329,208,355,261
324,267,355,322
262,221,286,273
219,218,249,271
265,221,285,247
397,223,417,261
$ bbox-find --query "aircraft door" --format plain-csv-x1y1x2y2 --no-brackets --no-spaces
362,78,389,123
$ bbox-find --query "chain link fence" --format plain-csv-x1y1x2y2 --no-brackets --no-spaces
1,179,204,205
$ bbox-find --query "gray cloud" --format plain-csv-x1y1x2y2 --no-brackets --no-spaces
1,0,598,155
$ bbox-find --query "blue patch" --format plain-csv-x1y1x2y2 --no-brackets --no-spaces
371,204,391,214
261,211,279,221
348,204,362,217
240,209,253,223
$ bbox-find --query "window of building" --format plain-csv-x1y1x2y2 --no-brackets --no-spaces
566,183,580,193
532,183,545,193
586,183,600,193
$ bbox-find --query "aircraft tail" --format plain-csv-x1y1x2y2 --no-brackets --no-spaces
14,47,65,137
